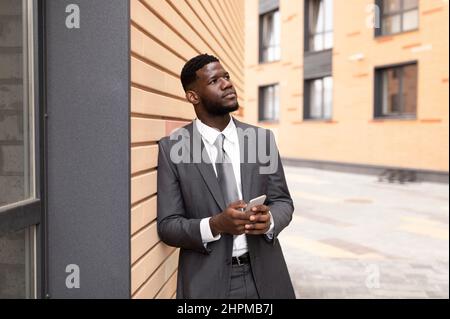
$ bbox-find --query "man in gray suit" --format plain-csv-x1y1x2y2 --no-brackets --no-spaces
157,54,295,299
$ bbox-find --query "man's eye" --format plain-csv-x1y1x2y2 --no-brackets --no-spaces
210,79,217,84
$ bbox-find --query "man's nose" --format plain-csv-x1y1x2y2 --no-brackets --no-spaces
221,78,232,90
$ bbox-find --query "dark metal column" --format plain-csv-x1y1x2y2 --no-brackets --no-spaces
45,0,130,298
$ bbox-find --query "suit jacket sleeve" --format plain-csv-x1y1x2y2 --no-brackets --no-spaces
264,130,294,244
156,139,209,254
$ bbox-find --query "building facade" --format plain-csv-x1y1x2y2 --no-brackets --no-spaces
245,0,449,179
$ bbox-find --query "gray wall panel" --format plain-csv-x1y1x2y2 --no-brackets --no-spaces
304,49,333,80
259,0,279,14
45,0,130,298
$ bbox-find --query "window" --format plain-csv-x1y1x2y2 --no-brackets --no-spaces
305,0,333,52
259,9,281,63
0,0,35,208
259,84,280,122
0,0,39,299
304,76,333,120
375,62,418,118
0,227,36,298
376,0,419,36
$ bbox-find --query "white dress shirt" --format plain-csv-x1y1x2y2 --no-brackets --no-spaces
195,117,274,257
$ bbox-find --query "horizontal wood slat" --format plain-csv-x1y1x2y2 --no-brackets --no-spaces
130,25,185,76
131,87,195,120
131,220,159,264
131,170,157,204
155,270,178,299
131,240,176,293
133,249,180,299
130,0,197,60
131,118,166,144
131,144,158,174
131,195,157,235
159,0,245,87
131,57,185,98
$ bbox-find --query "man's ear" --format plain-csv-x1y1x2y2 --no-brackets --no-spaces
186,90,200,105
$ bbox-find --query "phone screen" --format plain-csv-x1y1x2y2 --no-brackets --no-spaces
244,195,266,212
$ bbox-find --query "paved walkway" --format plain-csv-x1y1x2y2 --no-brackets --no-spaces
279,166,449,299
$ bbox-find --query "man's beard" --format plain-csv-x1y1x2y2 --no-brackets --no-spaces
201,96,240,116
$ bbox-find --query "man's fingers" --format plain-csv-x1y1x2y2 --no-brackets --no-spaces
250,205,269,213
229,200,246,207
245,222,269,231
229,200,247,210
233,218,250,226
233,220,269,234
231,210,251,220
248,213,270,223
245,219,270,234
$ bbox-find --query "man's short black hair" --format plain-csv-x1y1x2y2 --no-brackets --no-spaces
180,54,219,91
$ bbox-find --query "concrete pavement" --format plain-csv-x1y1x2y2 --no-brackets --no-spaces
279,166,449,299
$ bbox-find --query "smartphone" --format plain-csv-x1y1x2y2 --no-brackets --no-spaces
244,195,267,213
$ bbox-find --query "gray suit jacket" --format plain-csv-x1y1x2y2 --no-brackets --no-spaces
157,117,295,299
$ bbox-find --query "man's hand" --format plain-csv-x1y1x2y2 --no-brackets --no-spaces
245,205,271,235
210,200,249,236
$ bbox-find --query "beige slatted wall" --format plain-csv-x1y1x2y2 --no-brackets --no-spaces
130,0,245,299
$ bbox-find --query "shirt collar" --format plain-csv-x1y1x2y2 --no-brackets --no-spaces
195,116,238,146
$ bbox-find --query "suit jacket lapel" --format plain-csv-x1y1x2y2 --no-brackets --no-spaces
183,118,254,211
234,117,253,204
185,122,227,212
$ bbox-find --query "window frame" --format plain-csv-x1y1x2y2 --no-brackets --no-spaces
258,83,280,123
303,76,333,121
0,0,44,299
374,61,418,119
304,0,334,53
258,8,281,64
375,0,420,37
